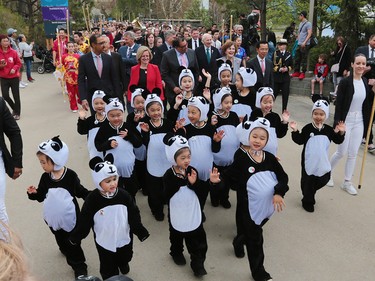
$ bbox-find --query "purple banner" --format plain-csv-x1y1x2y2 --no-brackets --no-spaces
42,6,68,21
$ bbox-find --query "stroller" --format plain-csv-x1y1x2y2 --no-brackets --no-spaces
35,46,55,74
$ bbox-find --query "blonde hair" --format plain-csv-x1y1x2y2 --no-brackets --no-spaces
0,223,33,281
136,46,153,62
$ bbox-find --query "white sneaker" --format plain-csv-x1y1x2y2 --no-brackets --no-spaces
326,178,334,187
329,91,336,97
20,81,28,86
19,83,26,89
341,181,358,195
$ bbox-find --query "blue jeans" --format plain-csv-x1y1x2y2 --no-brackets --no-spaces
24,57,32,79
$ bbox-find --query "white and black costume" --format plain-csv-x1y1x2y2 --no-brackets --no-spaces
70,156,149,280
292,100,344,211
28,136,89,276
77,90,107,159
224,118,289,281
163,134,208,276
176,96,221,210
95,99,142,197
141,92,174,220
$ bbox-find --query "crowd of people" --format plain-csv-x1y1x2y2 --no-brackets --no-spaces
0,9,375,281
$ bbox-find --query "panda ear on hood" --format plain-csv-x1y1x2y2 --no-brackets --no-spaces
217,59,225,68
129,84,138,93
104,153,114,164
89,156,104,170
151,88,162,96
141,89,151,100
103,95,112,105
311,94,330,104
242,114,251,129
51,135,63,148
178,65,186,73
163,132,176,146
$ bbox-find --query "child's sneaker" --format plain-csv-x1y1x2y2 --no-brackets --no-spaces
368,144,375,154
341,181,357,195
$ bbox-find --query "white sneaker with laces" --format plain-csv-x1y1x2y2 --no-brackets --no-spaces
326,178,334,187
20,81,28,86
19,83,26,89
368,144,375,154
341,181,357,195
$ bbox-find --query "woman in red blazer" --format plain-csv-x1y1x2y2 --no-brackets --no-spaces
128,46,164,101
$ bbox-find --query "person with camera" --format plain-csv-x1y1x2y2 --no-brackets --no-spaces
355,34,375,153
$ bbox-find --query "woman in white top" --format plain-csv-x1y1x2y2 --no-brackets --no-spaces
18,34,34,82
328,54,374,195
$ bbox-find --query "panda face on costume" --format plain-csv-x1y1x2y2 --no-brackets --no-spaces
145,94,164,117
312,99,329,121
90,156,119,191
187,96,209,122
38,136,69,171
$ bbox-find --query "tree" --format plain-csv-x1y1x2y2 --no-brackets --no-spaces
184,0,212,28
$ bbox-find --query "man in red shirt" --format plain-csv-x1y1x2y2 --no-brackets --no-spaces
53,28,69,66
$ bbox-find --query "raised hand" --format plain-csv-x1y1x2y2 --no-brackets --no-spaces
140,122,150,132
209,167,220,184
213,130,225,142
282,110,290,123
289,121,298,132
335,121,346,133
211,114,218,126
78,108,86,119
174,118,185,131
187,168,197,185
27,186,37,194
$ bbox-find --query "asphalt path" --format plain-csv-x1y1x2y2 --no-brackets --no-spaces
5,73,375,281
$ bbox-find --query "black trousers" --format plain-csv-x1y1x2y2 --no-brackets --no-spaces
274,80,290,111
147,173,165,216
1,77,20,115
294,45,310,73
301,169,330,206
118,174,138,199
134,159,147,194
169,223,207,272
96,241,133,280
50,227,87,273
210,164,230,204
241,213,271,281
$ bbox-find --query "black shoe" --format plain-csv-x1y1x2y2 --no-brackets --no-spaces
154,212,164,221
302,202,314,212
120,262,130,274
220,199,231,209
171,253,186,265
232,236,245,258
193,267,207,277
74,269,88,278
211,199,219,207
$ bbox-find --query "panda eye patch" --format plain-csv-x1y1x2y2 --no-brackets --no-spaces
51,142,62,151
95,163,105,172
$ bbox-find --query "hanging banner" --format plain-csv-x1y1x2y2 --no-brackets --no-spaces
41,0,68,7
42,7,68,21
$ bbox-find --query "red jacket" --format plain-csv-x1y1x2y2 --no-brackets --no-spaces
127,63,164,101
0,48,22,79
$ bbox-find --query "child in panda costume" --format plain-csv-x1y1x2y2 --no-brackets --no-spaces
27,136,89,278
126,87,148,195
77,90,107,159
168,68,212,126
70,154,149,280
139,90,174,221
94,97,142,198
209,86,240,208
162,133,209,277
290,97,346,212
233,67,258,120
175,96,224,214
250,87,289,156
212,118,289,281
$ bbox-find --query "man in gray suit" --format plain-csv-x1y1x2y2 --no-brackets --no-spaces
160,37,199,107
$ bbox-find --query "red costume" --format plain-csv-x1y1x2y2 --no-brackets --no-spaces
62,53,81,111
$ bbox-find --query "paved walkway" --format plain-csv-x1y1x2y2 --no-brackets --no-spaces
5,73,375,281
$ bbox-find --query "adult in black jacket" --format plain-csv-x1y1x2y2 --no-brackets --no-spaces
246,41,274,92
329,54,374,195
78,34,119,112
0,96,23,224
195,33,221,91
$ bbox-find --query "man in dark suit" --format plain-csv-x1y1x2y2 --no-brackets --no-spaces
0,96,23,224
152,30,176,67
355,34,375,153
117,31,140,91
103,35,126,105
272,39,293,111
187,28,202,50
195,33,220,91
246,40,274,92
161,37,199,107
78,34,119,112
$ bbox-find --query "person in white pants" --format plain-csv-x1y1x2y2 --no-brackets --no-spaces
328,54,374,195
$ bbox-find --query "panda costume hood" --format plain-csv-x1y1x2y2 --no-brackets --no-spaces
91,90,106,109
105,97,124,115
236,116,270,147
89,154,118,197
187,96,210,122
38,136,69,170
217,60,232,82
129,85,147,108
179,68,195,89
213,86,232,111
311,96,329,121
143,88,164,116
255,87,275,109
163,133,190,166
237,67,257,87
